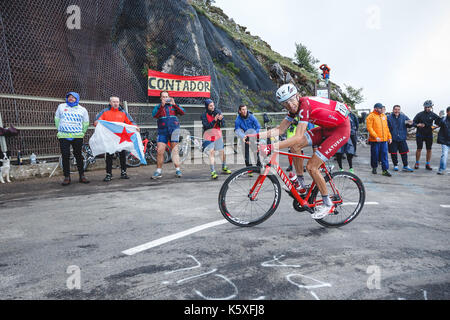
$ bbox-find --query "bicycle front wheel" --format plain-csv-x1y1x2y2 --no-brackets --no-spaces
312,171,365,228
218,166,281,227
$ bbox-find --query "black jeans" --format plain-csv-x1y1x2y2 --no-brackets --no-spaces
59,138,84,177
106,150,127,174
244,139,261,167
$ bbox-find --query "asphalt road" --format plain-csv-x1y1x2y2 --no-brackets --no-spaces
0,141,449,300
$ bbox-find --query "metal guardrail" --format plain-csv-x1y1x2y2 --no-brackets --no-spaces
0,94,285,160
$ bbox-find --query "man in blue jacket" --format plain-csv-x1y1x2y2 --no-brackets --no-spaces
387,105,414,172
235,105,261,168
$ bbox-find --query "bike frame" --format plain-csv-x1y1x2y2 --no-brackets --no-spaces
249,151,343,212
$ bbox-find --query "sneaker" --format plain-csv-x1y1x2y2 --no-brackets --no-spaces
437,170,445,175
339,168,344,172
394,166,399,171
311,205,335,219
120,171,129,179
402,166,414,172
286,165,293,172
349,168,354,174
175,169,182,178
151,171,162,179
372,168,377,174
61,177,71,186
414,163,419,169
222,166,232,174
79,175,90,184
382,170,392,177
425,164,433,171
211,171,218,179
103,173,112,182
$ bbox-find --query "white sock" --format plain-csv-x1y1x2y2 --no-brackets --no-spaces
175,167,180,172
156,168,162,174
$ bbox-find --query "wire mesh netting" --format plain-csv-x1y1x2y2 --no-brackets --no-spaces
0,0,280,158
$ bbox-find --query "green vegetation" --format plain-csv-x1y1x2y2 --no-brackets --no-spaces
294,43,319,77
191,0,316,82
341,85,365,109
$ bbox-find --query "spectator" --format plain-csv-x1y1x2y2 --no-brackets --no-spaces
319,64,330,84
436,106,450,175
234,105,261,169
349,111,359,156
387,105,414,172
201,99,231,179
94,96,139,181
413,100,440,170
55,92,90,186
336,114,356,173
366,103,392,176
151,91,185,179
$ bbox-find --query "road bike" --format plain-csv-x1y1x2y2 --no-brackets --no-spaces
218,149,365,228
125,131,170,167
177,135,206,163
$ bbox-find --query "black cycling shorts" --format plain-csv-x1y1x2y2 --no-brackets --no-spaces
389,140,409,154
416,136,433,150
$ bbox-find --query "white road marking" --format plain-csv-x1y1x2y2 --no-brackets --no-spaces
440,205,450,208
341,201,379,206
122,219,227,256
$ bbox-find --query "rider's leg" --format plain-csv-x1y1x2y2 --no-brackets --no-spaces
306,155,328,198
290,138,308,188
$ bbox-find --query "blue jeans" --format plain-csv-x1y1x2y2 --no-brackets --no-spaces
370,141,389,171
439,144,449,172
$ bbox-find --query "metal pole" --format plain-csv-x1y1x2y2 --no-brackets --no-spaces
0,110,7,152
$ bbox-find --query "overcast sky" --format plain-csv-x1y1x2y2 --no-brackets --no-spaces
213,0,450,117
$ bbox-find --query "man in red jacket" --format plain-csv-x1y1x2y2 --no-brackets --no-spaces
94,96,139,181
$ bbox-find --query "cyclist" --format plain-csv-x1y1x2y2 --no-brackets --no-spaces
151,91,185,179
413,100,440,170
253,84,351,219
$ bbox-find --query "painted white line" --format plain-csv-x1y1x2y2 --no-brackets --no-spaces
341,201,379,206
440,205,450,208
122,219,227,256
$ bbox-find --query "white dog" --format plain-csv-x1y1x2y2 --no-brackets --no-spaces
0,152,11,183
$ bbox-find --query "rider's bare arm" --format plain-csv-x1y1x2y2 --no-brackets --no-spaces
277,122,308,150
257,118,292,140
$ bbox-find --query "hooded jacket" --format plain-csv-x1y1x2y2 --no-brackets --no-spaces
201,107,225,142
234,111,261,139
366,110,392,142
54,92,89,139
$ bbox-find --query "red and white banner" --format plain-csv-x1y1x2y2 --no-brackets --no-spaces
148,69,211,97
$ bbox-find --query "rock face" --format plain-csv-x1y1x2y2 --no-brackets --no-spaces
0,0,288,111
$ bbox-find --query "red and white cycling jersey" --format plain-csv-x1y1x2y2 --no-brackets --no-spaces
286,96,350,128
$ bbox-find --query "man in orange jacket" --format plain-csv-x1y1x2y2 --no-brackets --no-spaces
366,103,392,176
94,96,140,181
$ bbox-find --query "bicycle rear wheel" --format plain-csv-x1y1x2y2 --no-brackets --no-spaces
311,171,365,228
125,152,141,167
218,166,281,227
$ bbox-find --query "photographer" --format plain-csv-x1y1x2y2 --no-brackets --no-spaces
151,91,185,179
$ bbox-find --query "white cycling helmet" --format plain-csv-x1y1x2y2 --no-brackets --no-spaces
276,84,298,103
